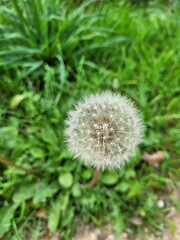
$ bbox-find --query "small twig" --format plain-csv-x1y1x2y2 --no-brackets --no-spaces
80,168,101,188
0,155,41,174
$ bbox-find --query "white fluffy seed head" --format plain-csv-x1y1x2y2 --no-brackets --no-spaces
64,92,144,170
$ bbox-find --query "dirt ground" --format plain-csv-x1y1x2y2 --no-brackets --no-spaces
73,187,180,240
41,207,180,240
41,188,180,240
72,210,180,240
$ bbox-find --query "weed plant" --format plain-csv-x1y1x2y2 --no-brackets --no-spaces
0,0,180,239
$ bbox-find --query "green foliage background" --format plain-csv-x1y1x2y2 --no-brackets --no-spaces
0,0,179,239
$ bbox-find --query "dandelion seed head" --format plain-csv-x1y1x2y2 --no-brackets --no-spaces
64,91,144,170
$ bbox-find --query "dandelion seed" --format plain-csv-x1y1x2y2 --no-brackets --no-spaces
64,91,144,170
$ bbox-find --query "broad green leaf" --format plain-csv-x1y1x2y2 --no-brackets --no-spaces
113,215,125,236
41,125,58,147
115,181,129,193
48,194,69,233
125,169,136,179
58,173,73,189
0,204,19,237
29,147,45,158
101,172,119,185
33,181,58,205
72,184,81,198
61,207,74,227
82,169,92,180
13,184,35,203
0,126,18,148
127,181,141,198
59,194,69,212
48,199,61,233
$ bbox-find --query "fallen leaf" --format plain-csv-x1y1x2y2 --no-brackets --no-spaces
142,151,164,164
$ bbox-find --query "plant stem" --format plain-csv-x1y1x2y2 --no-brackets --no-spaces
80,168,100,188
0,155,41,174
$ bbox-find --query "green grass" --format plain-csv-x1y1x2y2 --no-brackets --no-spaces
0,0,180,239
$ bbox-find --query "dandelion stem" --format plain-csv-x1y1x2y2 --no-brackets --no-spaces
80,168,100,188
0,155,41,174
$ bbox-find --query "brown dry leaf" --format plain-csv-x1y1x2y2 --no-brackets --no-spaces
142,151,164,165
